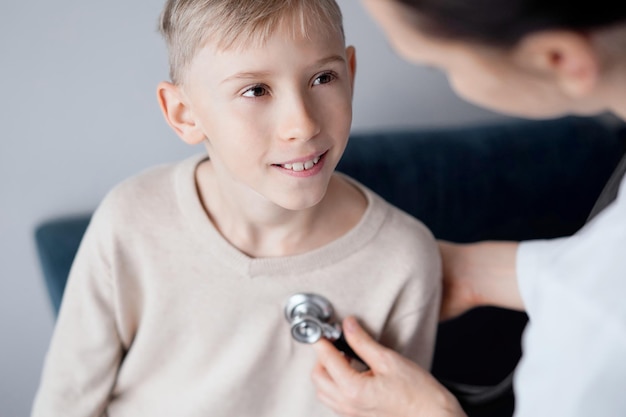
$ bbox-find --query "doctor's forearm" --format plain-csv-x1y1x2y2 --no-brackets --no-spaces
439,240,524,319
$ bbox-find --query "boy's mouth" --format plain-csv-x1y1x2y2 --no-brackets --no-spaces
274,151,327,172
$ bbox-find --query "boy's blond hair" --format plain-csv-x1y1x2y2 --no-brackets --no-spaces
158,0,345,85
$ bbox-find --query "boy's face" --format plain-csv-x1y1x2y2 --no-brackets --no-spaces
167,24,356,212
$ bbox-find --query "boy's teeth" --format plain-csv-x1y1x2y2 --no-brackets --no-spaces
281,156,321,171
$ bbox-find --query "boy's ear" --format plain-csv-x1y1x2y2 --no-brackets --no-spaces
345,46,357,95
157,81,206,145
512,30,599,98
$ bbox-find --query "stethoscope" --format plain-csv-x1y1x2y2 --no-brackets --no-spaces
283,293,367,369
283,292,511,406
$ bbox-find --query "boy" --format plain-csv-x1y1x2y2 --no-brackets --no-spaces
31,1,441,416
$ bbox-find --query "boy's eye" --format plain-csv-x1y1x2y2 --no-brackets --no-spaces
242,85,269,98
313,72,336,86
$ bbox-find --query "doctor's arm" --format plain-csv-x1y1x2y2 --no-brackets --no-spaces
438,240,523,320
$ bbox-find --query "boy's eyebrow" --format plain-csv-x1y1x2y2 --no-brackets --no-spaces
314,54,346,68
220,54,346,84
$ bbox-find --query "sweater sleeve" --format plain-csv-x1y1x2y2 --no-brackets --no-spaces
32,201,125,417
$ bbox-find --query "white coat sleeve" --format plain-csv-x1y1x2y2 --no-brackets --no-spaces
514,180,626,417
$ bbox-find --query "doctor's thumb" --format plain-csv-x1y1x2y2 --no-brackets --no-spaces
342,316,395,373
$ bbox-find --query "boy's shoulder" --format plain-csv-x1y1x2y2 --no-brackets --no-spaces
95,154,203,225
380,196,438,261
341,174,441,307
341,173,438,255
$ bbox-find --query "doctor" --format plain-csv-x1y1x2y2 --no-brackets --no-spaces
312,0,626,416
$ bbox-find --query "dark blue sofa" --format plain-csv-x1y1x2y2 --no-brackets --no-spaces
34,116,626,417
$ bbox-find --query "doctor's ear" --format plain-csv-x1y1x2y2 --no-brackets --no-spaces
157,81,206,145
512,30,600,98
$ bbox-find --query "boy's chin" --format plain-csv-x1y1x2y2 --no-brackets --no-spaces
272,191,327,212
277,199,325,212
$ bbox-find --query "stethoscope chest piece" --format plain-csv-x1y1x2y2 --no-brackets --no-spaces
283,292,369,370
284,293,341,344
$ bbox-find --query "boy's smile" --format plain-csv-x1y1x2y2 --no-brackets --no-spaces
273,150,327,176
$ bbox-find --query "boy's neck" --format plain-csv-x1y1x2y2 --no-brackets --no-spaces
195,160,367,258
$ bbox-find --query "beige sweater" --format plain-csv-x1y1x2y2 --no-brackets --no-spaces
32,154,441,417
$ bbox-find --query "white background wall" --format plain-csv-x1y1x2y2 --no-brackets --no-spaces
0,1,501,415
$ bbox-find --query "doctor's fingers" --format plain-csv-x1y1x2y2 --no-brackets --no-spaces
311,357,366,401
312,338,360,388
312,360,378,417
316,388,368,417
340,316,397,374
311,362,351,412
312,317,398,384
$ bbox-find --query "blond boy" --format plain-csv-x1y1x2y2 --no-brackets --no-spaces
31,1,441,416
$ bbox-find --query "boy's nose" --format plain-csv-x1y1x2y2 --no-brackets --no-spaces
277,95,321,142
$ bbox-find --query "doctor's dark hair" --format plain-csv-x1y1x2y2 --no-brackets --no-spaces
158,0,344,85
394,0,626,47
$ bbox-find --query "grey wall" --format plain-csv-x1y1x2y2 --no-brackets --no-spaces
0,1,501,415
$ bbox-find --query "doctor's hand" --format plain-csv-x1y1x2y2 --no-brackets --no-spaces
311,317,466,417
